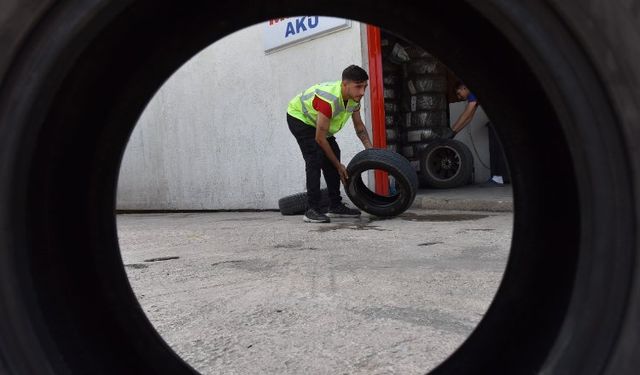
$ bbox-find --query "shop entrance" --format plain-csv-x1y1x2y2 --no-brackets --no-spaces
366,26,509,193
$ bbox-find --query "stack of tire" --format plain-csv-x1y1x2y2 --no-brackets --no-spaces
380,39,473,189
400,46,474,188
380,38,404,155
398,46,449,175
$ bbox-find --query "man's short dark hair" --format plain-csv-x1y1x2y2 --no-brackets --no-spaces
342,65,369,82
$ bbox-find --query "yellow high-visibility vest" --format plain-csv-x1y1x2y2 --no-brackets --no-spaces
287,80,361,136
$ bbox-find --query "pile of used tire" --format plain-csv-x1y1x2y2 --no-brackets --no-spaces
399,45,449,164
381,37,472,189
380,38,404,155
381,40,448,169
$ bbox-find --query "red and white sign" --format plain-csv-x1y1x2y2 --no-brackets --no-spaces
264,16,351,54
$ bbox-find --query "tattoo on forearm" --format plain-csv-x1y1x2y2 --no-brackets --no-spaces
356,128,370,143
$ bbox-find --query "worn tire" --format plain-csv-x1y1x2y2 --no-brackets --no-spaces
404,45,432,59
385,128,398,142
383,87,396,99
402,111,449,129
0,1,638,375
383,100,399,113
419,140,473,189
345,149,418,217
405,129,437,143
406,75,448,94
406,58,444,75
382,59,400,73
402,93,448,112
383,74,400,86
384,114,395,127
278,189,329,215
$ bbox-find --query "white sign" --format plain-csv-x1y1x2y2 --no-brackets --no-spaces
264,16,351,54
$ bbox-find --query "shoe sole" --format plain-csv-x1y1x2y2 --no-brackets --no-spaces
326,213,361,218
303,215,330,223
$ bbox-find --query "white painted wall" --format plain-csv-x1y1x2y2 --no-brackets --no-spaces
117,21,367,210
449,102,491,184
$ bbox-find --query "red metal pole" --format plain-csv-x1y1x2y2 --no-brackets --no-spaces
366,25,390,196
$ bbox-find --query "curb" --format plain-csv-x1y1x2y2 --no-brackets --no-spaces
411,196,514,212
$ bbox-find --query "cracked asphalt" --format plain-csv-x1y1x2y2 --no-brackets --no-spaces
117,209,512,374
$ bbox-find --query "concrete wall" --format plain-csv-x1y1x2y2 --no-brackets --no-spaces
117,21,367,210
449,102,491,184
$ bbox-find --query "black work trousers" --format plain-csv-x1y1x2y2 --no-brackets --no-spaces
488,122,511,183
287,114,342,210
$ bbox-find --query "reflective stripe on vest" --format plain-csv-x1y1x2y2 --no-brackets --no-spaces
287,81,360,135
300,88,342,122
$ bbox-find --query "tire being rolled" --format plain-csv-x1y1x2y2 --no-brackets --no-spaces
345,149,418,217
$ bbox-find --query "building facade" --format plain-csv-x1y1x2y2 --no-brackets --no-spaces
116,19,491,210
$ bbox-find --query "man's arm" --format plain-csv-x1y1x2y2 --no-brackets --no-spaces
352,110,373,149
315,112,349,184
451,101,478,134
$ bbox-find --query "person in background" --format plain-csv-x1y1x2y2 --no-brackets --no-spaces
450,82,478,136
448,83,508,185
287,65,373,223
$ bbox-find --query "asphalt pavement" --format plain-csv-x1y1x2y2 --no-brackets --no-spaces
118,201,513,374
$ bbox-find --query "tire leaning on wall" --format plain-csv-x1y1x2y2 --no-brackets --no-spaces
418,139,473,189
345,149,418,217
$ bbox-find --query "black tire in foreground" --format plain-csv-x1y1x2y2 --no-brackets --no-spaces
419,139,473,188
278,189,329,215
345,149,418,217
1,1,639,375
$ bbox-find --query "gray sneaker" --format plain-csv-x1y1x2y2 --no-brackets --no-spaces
327,203,361,218
303,208,331,223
